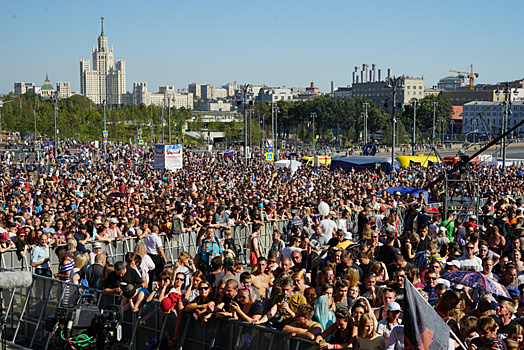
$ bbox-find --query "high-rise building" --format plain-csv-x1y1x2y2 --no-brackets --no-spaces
188,83,201,98
56,81,71,98
80,18,126,106
201,84,215,100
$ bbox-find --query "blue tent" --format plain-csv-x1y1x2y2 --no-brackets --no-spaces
378,186,429,203
330,156,399,174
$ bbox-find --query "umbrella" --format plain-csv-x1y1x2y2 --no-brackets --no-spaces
108,192,128,198
12,177,26,183
441,271,511,298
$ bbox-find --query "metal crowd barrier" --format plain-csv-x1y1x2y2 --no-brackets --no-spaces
178,314,316,350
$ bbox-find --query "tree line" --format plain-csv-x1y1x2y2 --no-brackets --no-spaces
0,92,453,147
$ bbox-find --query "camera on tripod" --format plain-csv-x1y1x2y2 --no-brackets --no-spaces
45,294,124,350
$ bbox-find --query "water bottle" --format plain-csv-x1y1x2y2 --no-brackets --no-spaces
281,295,289,314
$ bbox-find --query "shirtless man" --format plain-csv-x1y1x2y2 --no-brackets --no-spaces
251,257,270,300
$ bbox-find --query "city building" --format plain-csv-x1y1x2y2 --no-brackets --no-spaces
196,100,231,112
56,81,71,98
124,82,193,109
188,83,201,99
257,87,293,103
333,86,352,100
39,74,54,97
222,84,234,96
201,84,216,100
215,88,227,99
80,18,126,106
351,76,425,110
439,90,501,106
462,101,524,136
437,75,468,90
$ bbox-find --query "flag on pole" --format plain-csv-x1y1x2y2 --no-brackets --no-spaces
223,150,234,158
404,278,450,349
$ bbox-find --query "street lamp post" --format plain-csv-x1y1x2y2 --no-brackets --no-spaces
150,106,154,144
363,102,369,144
168,97,171,144
410,99,418,156
54,92,59,159
385,76,404,174
431,101,438,148
103,100,107,159
310,112,317,150
496,82,519,173
161,101,165,144
241,84,250,167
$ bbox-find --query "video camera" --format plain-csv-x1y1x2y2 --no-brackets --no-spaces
45,294,124,350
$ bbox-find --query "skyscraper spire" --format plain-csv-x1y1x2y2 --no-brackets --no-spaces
101,16,104,36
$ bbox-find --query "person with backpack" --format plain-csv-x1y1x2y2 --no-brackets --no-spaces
194,226,223,274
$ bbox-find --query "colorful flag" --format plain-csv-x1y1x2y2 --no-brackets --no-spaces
223,150,234,158
404,278,450,349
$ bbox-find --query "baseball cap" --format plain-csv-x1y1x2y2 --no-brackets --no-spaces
291,209,298,215
93,242,102,249
446,260,460,268
509,288,520,299
387,302,401,312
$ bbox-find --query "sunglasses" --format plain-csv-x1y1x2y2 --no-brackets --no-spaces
175,277,185,282
366,272,377,277
199,286,209,291
324,273,335,278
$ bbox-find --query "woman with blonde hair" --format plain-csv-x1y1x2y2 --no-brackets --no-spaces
134,241,155,285
344,267,360,287
67,238,79,259
68,254,88,305
230,287,263,323
356,313,385,350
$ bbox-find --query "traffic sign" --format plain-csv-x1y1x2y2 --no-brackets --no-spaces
362,143,377,156
103,130,108,137
316,135,319,139
182,128,186,136
266,139,273,148
267,146,273,153
138,139,144,145
265,152,273,161
138,129,142,135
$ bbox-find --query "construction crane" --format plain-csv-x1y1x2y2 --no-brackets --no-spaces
449,64,479,90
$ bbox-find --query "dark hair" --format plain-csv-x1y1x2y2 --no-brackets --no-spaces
55,246,68,263
335,279,349,289
211,256,223,271
240,272,251,282
115,261,126,273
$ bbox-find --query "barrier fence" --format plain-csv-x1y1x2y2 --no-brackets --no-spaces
0,207,451,349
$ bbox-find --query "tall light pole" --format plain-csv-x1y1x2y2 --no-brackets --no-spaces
241,84,250,167
385,76,404,174
54,92,59,159
168,97,171,144
363,102,369,144
161,101,165,144
150,106,154,144
410,99,418,155
431,101,438,148
0,100,13,141
103,99,107,158
275,106,279,156
496,82,519,174
310,112,317,150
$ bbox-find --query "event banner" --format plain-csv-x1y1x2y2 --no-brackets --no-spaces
154,144,165,171
154,144,183,171
165,144,183,170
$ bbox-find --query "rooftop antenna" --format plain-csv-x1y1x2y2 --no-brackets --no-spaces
101,16,104,36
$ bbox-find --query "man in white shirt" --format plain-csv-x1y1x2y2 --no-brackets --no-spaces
458,243,483,272
377,302,402,344
320,212,337,241
144,225,167,291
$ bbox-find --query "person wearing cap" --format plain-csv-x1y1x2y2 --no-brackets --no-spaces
89,242,104,265
0,231,16,254
464,214,479,231
286,209,303,236
376,301,401,343
213,205,230,239
445,260,460,272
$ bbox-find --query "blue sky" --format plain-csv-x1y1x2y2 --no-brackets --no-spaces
1,0,523,95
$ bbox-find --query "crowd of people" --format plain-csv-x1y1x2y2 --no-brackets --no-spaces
2,142,524,349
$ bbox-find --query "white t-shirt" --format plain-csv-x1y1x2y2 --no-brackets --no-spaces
457,256,483,272
141,254,156,283
320,219,337,241
377,319,402,341
144,233,163,255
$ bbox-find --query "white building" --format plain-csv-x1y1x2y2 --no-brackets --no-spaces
463,101,524,136
80,18,126,106
125,82,193,109
201,84,215,100
56,81,72,98
196,100,231,112
257,87,293,103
